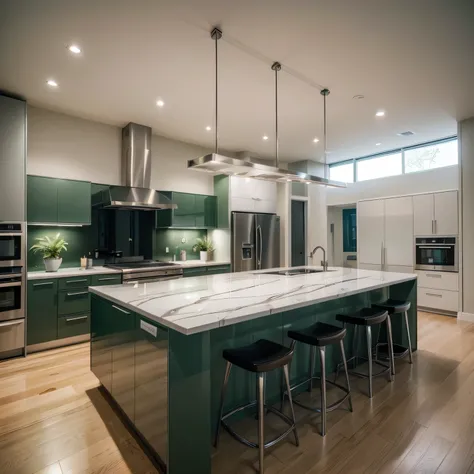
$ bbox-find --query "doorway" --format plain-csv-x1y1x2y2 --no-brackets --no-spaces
291,199,307,266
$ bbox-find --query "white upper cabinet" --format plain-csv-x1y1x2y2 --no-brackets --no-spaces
384,196,414,267
434,191,458,235
413,193,434,236
357,199,384,266
413,191,458,236
230,177,277,213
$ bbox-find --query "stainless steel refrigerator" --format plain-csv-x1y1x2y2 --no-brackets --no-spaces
231,212,280,272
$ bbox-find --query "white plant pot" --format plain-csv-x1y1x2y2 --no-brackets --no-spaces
200,251,209,262
44,257,62,272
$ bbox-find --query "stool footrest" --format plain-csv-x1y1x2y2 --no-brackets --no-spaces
221,402,297,450
376,342,410,360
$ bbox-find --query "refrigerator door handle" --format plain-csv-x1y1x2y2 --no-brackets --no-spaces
257,225,263,269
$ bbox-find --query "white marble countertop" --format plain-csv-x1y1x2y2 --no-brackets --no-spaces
89,266,417,335
28,266,121,280
172,260,231,268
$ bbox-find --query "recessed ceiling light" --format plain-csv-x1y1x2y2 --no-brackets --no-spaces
262,135,269,141
205,126,212,131
46,79,58,87
156,99,165,107
376,143,381,146
375,110,385,117
68,45,81,54
313,138,320,143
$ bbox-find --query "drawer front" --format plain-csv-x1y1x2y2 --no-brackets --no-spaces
0,319,25,352
207,265,231,275
418,288,459,312
416,270,458,291
58,276,91,290
183,267,207,277
58,290,90,315
90,274,122,286
58,313,90,339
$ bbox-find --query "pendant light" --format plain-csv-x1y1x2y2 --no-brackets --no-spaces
187,27,346,188
321,88,330,179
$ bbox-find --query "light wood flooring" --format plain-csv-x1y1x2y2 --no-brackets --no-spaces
1,312,474,474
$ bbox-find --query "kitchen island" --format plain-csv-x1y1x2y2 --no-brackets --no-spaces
89,267,417,474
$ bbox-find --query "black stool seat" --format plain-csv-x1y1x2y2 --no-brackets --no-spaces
288,322,346,347
336,307,388,326
223,339,293,373
373,299,411,314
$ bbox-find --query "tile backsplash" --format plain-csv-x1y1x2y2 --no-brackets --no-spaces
154,229,207,262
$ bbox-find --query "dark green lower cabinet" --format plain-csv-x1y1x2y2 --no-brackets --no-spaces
207,265,231,275
183,264,231,278
58,289,90,316
183,267,207,278
27,279,58,345
58,313,90,339
135,316,168,464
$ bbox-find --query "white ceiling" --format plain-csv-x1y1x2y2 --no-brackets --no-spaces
1,0,473,163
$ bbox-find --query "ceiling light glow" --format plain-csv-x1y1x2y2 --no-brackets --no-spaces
375,110,385,117
68,45,81,54
47,79,58,87
262,135,269,141
313,138,320,143
206,126,212,131
156,99,165,107
376,143,381,146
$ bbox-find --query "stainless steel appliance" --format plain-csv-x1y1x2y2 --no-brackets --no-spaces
415,236,458,272
231,212,280,272
104,260,183,283
0,222,25,267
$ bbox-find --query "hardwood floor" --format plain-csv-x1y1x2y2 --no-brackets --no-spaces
1,312,473,474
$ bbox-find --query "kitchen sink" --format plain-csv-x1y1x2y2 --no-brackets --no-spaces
263,268,335,276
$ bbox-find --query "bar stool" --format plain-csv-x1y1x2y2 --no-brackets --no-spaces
336,307,395,398
372,299,413,374
283,322,352,436
214,339,299,474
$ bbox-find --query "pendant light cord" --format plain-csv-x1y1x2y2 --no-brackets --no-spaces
321,88,330,178
211,28,222,155
272,62,282,168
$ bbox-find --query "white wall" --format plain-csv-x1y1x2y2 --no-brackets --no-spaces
327,165,459,206
27,106,213,194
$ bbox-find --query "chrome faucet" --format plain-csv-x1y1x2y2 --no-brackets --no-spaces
310,245,328,271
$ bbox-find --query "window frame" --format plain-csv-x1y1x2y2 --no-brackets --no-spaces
328,136,457,184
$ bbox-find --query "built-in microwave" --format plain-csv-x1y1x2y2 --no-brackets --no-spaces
0,223,24,268
0,268,24,321
415,236,458,272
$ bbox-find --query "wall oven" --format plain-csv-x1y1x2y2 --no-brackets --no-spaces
0,223,25,267
0,268,24,321
415,237,458,272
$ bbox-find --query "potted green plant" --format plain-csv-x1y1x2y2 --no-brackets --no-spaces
30,233,68,272
193,237,214,262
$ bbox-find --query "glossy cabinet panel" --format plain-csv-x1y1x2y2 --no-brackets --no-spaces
27,279,58,345
27,176,58,224
58,290,90,316
183,265,230,277
135,316,168,463
156,191,217,228
58,313,90,338
90,274,122,286
183,267,207,278
58,276,90,290
27,175,91,225
57,179,91,224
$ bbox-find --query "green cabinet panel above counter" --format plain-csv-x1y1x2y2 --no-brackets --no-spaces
155,191,217,229
27,175,91,225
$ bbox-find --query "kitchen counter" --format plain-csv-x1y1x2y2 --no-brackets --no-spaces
28,266,121,280
90,266,417,473
89,266,416,335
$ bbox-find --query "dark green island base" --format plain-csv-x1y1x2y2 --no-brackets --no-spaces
90,278,416,474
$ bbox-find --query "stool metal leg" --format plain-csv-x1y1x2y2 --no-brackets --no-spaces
404,310,413,364
352,325,360,369
386,316,395,382
309,345,315,393
319,346,327,436
366,326,373,398
214,361,232,448
257,373,265,473
283,364,299,446
339,340,353,412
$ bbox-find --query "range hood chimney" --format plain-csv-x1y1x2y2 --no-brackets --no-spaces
93,123,176,210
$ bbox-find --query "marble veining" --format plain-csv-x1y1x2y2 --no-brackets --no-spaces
89,267,417,335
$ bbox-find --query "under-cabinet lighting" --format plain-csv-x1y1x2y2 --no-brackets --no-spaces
28,223,85,227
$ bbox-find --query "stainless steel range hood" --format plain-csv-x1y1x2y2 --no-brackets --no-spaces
93,123,176,210
188,153,346,187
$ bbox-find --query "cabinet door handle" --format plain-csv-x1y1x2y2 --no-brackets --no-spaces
33,281,54,287
426,292,442,298
112,304,130,315
434,219,437,234
66,291,88,296
431,220,434,234
426,273,442,278
66,315,88,322
66,279,88,284
98,277,119,281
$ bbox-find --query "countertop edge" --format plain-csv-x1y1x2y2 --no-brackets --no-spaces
28,267,122,280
